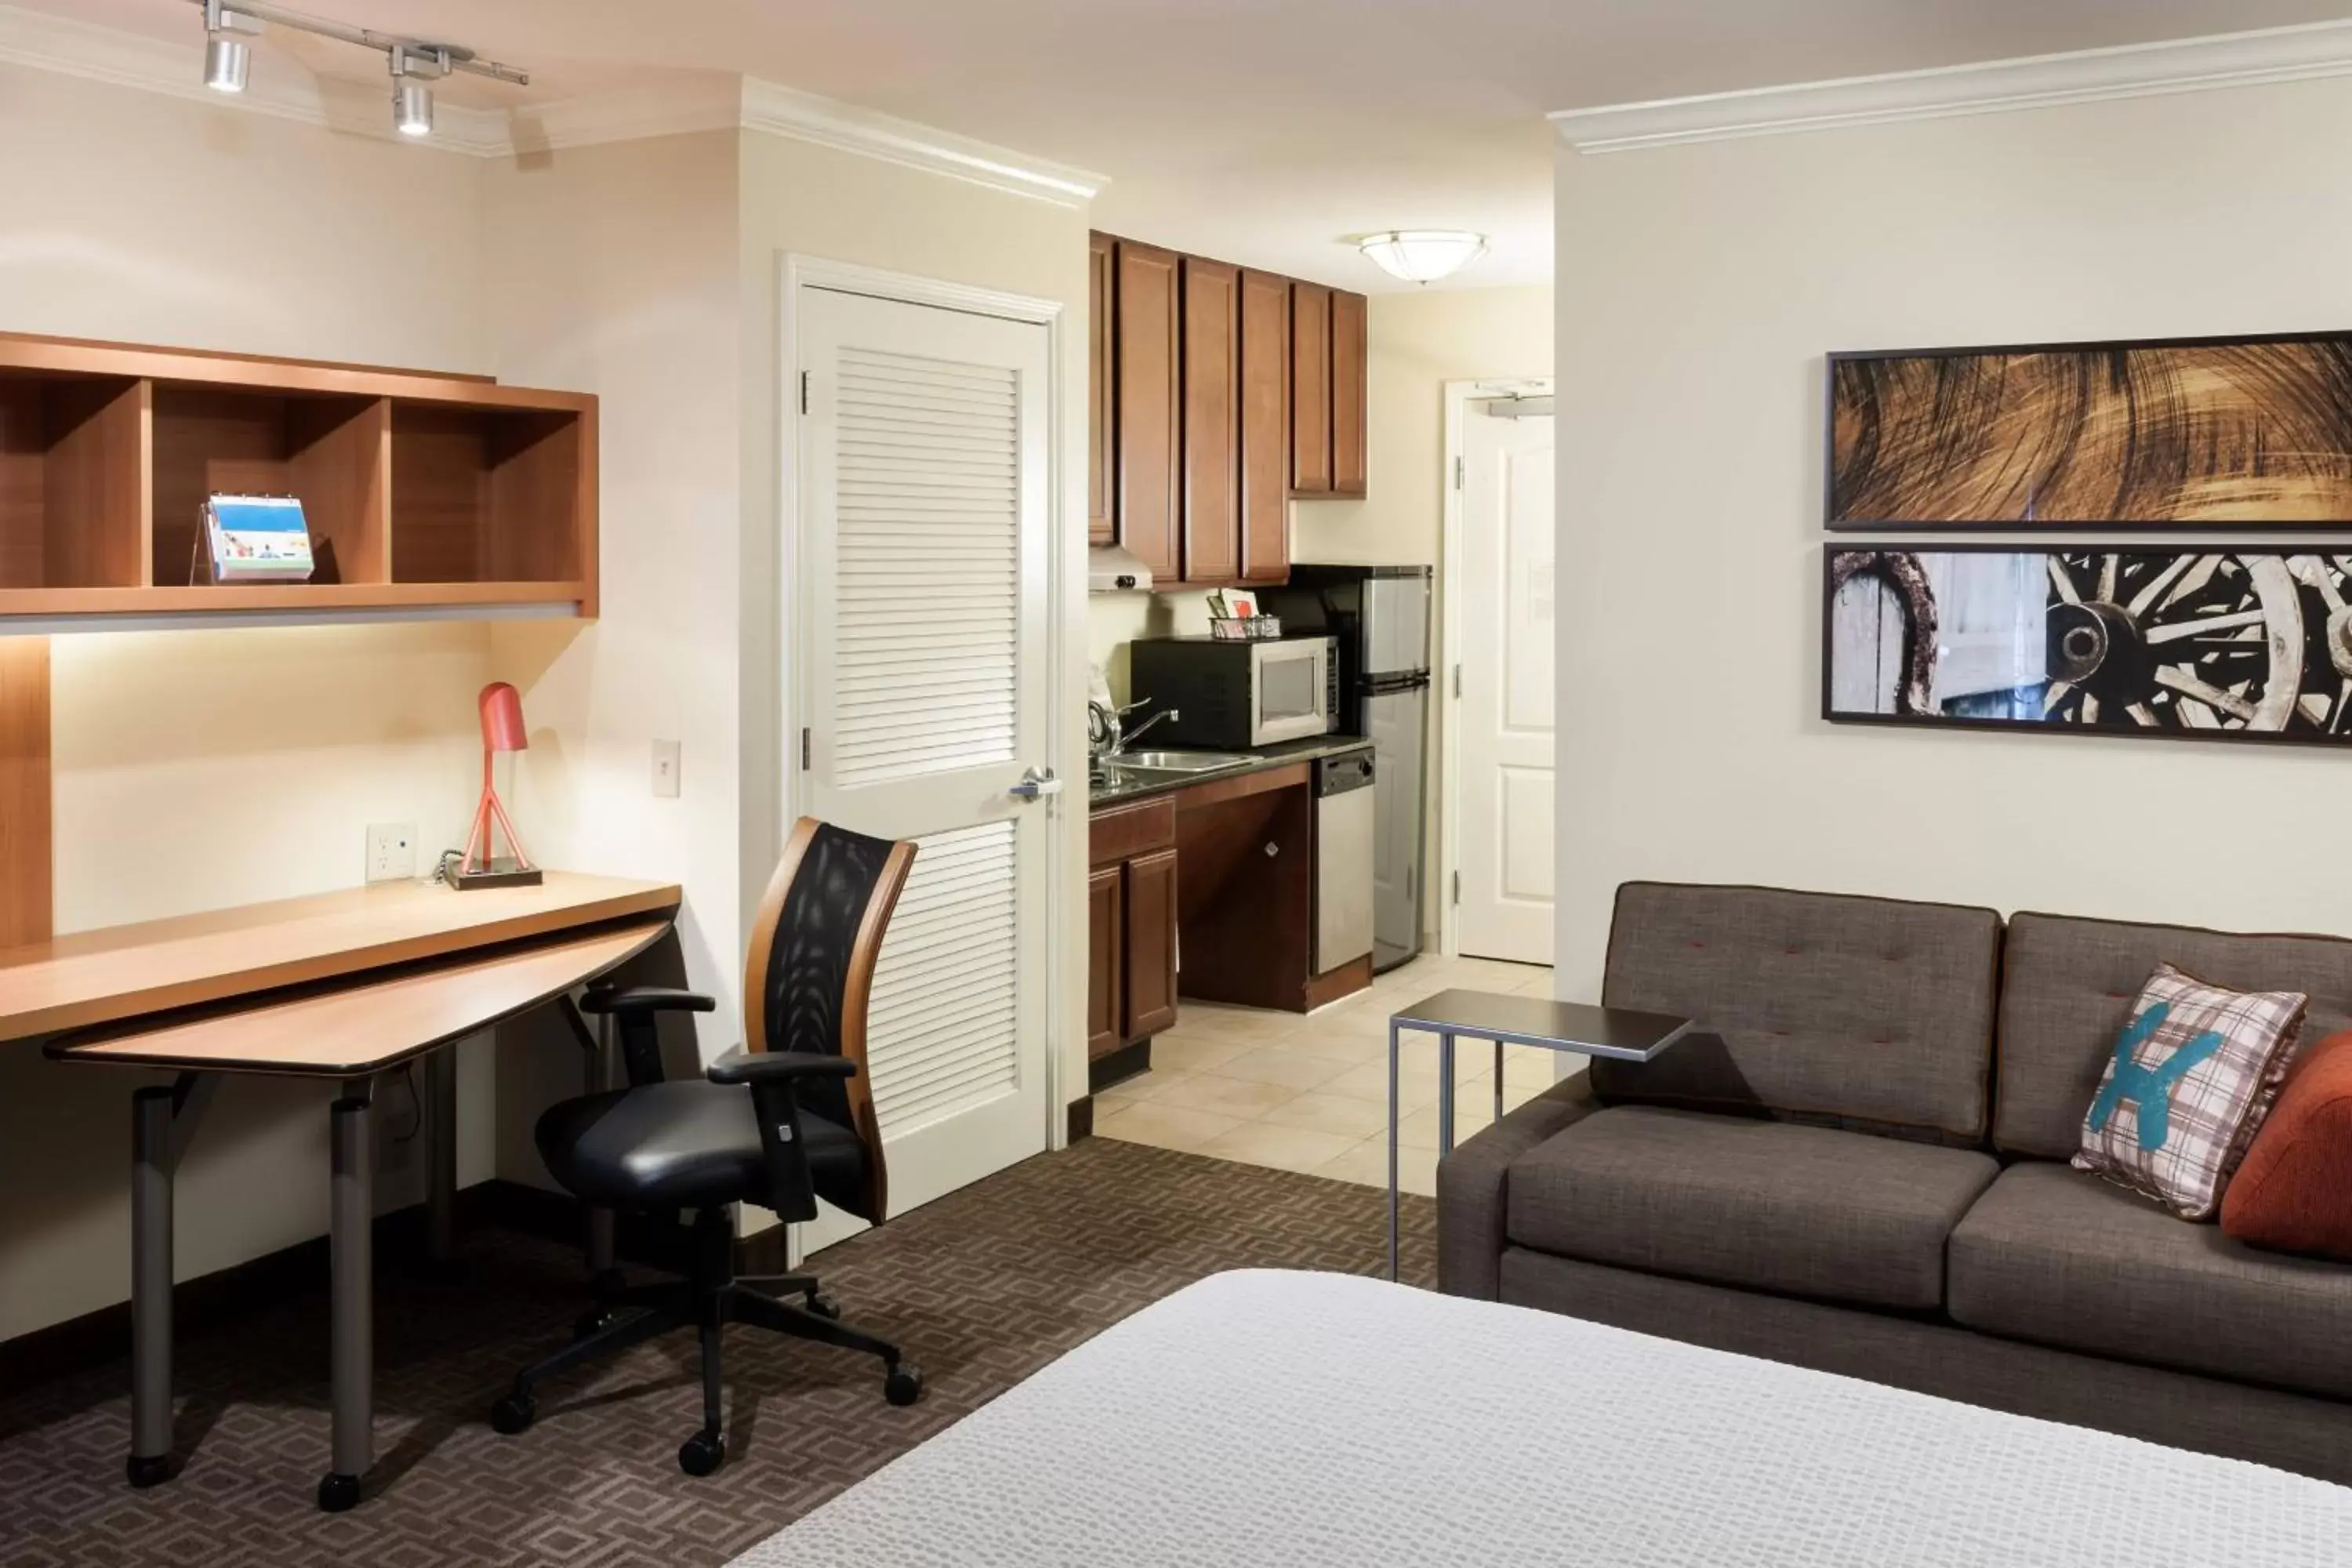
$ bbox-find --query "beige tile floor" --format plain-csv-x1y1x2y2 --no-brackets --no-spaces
1094,951,1564,1196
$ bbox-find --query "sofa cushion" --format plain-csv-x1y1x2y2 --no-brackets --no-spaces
1949,1161,2352,1402
1994,911,2352,1160
1506,1105,1998,1311
1595,881,2002,1143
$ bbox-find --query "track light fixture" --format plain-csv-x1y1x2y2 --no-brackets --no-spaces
187,0,528,139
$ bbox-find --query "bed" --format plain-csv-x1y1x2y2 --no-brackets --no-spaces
731,1269,2350,1566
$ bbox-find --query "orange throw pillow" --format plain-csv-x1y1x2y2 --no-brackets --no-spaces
2221,1031,2352,1259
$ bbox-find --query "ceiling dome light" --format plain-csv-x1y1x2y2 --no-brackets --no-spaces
1357,230,1489,285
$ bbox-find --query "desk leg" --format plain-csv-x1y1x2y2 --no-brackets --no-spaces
426,1051,458,1265
1386,1021,1401,1282
585,1007,615,1281
128,1087,176,1489
320,1088,373,1513
1438,1033,1457,1157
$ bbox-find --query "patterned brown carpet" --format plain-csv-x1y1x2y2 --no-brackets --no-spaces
0,1138,1437,1568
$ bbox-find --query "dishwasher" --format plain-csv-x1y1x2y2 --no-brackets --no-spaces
1314,748,1377,975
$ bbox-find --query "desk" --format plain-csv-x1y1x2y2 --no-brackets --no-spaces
17,873,681,1512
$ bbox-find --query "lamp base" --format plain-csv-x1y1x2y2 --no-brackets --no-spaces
449,858,543,891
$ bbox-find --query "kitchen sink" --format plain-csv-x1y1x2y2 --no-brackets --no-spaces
1110,750,1254,774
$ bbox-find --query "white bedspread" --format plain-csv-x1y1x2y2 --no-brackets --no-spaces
733,1269,2350,1566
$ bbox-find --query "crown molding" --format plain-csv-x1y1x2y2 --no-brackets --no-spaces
740,79,1104,208
1552,20,2352,154
0,3,1104,201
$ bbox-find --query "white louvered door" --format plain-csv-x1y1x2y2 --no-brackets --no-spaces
796,285,1053,1240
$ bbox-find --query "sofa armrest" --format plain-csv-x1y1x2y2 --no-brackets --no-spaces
1436,1070,1602,1300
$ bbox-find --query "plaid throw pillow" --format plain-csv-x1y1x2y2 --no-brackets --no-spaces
2073,964,2307,1220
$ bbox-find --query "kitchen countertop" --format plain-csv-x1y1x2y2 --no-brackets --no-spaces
1087,735,1374,808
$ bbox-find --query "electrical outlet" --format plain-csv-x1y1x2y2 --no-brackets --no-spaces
652,739,681,798
366,822,417,884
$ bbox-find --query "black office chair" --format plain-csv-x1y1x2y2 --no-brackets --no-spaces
489,818,924,1476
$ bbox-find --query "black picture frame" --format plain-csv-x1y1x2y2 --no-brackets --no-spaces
1824,330,2352,531
1820,544,2352,750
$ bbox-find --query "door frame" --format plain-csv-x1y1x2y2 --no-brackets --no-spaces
778,252,1073,1174
1436,376,1554,960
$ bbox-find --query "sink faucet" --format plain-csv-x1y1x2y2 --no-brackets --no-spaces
1089,699,1179,760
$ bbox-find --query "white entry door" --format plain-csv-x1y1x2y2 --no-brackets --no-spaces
794,283,1054,1242
1456,405,1556,964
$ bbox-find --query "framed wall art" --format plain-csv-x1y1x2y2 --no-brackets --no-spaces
1823,546,2352,746
1828,333,2352,528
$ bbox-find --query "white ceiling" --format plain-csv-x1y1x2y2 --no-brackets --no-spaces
32,1,2352,289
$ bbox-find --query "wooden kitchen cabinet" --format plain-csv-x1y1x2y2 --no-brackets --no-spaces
1179,257,1241,586
1115,239,1181,583
1088,797,1179,1062
1123,847,1181,1039
1087,863,1123,1059
1290,281,1333,496
1330,289,1368,498
1088,232,1115,544
1238,269,1291,583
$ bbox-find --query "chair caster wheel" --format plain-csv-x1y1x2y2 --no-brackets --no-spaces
125,1453,172,1489
316,1472,362,1512
804,1290,841,1320
677,1428,726,1476
490,1392,536,1435
884,1365,924,1406
574,1307,620,1339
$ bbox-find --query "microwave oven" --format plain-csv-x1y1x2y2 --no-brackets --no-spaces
1126,635,1338,748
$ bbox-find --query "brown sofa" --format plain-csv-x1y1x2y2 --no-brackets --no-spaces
1437,881,2352,1485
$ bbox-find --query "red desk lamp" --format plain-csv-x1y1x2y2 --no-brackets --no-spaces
453,681,543,890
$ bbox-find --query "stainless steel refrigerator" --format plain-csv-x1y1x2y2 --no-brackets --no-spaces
1259,564,1432,972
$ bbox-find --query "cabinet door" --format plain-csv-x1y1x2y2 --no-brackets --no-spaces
1087,863,1123,1059
1123,847,1180,1040
1238,269,1290,584
1290,281,1332,495
1087,233,1115,544
1180,256,1241,586
1331,289,1368,499
1116,240,1181,582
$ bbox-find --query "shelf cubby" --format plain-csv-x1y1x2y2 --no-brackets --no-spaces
0,332,597,630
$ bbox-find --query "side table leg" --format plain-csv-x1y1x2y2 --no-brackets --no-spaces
1494,1039,1504,1126
320,1087,374,1513
1386,1021,1401,1281
1438,1033,1457,1156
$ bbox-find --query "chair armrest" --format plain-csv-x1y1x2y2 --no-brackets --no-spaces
1435,1071,1602,1301
706,1048,858,1224
705,1047,857,1087
581,985,717,1015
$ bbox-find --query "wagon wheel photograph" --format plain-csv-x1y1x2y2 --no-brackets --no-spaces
2042,554,2303,731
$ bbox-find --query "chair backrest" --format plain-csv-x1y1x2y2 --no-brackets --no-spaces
742,818,918,1221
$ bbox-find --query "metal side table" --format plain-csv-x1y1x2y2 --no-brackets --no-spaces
1388,989,1690,1279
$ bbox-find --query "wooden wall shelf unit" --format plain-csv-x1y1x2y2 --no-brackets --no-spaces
0,332,597,630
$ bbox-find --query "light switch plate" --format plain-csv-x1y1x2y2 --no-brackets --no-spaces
366,822,417,884
652,739,681,798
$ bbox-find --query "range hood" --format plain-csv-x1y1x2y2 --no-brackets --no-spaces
1088,542,1155,593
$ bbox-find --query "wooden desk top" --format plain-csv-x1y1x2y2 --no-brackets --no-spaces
0,873,680,1041
52,918,671,1076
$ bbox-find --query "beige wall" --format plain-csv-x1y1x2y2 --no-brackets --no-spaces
0,68,496,1341
1552,78,2352,1000
737,134,1095,1135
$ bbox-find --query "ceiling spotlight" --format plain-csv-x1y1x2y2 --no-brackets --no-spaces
390,44,445,137
1357,230,1489,285
200,0,259,93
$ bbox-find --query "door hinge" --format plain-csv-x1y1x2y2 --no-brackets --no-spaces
799,371,810,416
1451,870,1461,906
1453,456,1464,489
800,728,811,770
1452,663,1461,699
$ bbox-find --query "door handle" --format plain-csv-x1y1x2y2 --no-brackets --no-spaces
1007,766,1063,800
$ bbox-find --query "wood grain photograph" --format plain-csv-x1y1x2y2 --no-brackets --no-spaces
1824,547,2352,746
1828,335,2352,526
